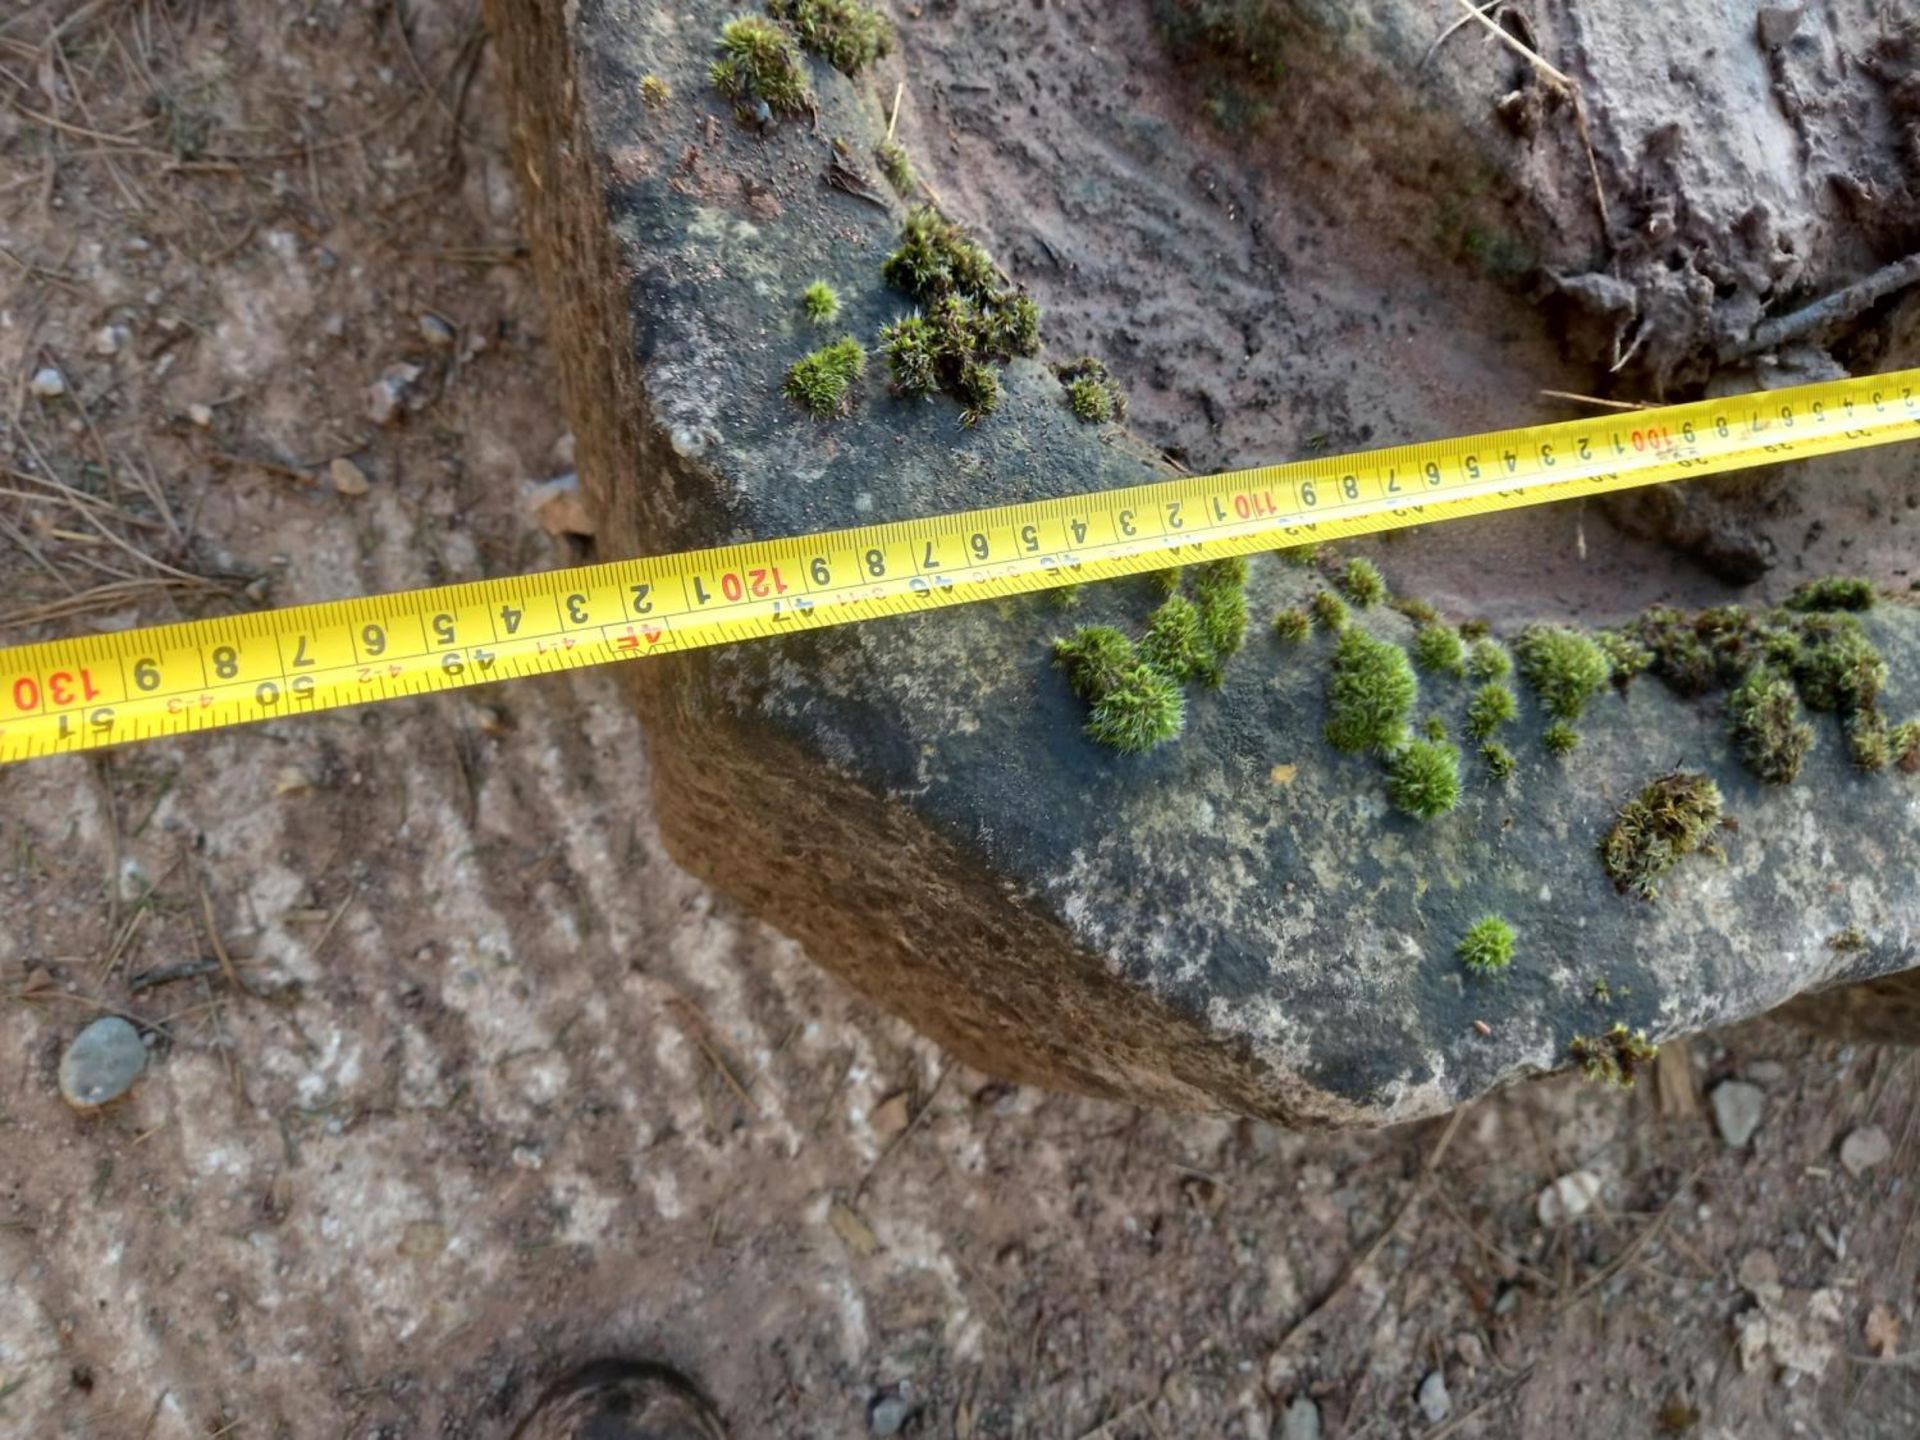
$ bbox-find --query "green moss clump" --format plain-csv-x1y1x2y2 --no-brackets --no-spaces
1480,741,1516,779
1727,665,1813,784
953,358,1001,425
1466,682,1517,740
1053,625,1136,702
1325,627,1417,755
1514,625,1611,721
1386,738,1462,820
1272,607,1311,643
1569,1022,1658,1088
640,74,672,108
1466,637,1510,682
1791,613,1886,715
1421,715,1448,742
1626,605,1753,696
1830,923,1869,953
1896,720,1920,774
768,0,891,75
1192,558,1249,660
879,313,939,395
1616,599,1910,789
1338,557,1387,608
1600,771,1723,901
1281,543,1320,567
880,207,1039,421
1057,357,1128,424
1394,597,1440,627
1086,663,1186,752
1542,721,1580,756
1847,709,1892,771
1458,916,1515,973
1149,568,1183,597
1458,618,1491,641
876,140,915,197
783,336,865,417
1310,590,1349,634
1412,625,1465,677
711,16,812,118
800,280,841,323
884,206,994,304
1786,576,1876,613
1140,595,1221,687
1596,630,1653,684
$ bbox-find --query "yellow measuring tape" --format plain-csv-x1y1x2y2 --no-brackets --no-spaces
3,368,1917,766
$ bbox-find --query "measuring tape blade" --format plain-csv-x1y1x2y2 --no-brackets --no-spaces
2,367,1916,765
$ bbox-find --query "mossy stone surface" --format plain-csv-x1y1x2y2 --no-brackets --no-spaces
492,0,1920,1127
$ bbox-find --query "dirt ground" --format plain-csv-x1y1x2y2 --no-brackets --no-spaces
1,2,1918,1437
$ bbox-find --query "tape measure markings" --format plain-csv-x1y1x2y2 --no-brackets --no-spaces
1,368,1917,764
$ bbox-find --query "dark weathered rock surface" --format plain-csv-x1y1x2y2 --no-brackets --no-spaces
490,0,1920,1125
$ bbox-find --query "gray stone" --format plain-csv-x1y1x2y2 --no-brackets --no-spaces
417,313,457,349
1839,1124,1892,1176
1280,1395,1322,1440
1417,1370,1451,1425
487,0,1920,1127
366,363,422,426
1712,1081,1767,1149
29,365,66,398
58,1017,147,1110
868,1393,910,1437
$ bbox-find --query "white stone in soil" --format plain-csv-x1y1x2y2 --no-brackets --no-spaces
1711,1080,1766,1148
1417,1370,1451,1425
1839,1124,1891,1176
1536,1169,1602,1226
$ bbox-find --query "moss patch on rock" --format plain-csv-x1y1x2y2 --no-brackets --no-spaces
1458,915,1515,973
1386,737,1461,820
768,0,891,76
1569,1022,1658,1088
1600,771,1723,901
1325,627,1416,755
784,335,865,417
710,16,811,119
1057,356,1128,424
1514,625,1612,721
880,207,1040,424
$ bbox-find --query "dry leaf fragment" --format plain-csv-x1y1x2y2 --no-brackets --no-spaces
1866,1301,1900,1360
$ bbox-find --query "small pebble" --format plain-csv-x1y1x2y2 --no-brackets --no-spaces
92,323,131,356
1537,1170,1602,1226
1711,1079,1766,1149
1840,1124,1891,1177
329,457,371,497
29,365,66,398
274,765,316,797
366,362,422,426
186,403,214,428
1280,1395,1321,1440
417,312,456,348
868,1393,911,1437
59,1016,147,1110
527,473,592,538
1417,1370,1451,1425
